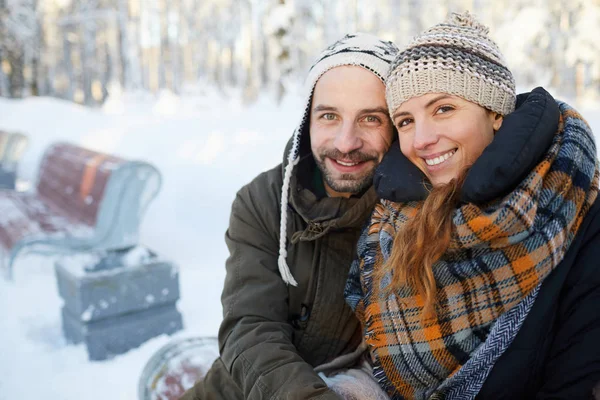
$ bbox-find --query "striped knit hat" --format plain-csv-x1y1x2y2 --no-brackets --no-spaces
278,33,399,286
386,11,516,116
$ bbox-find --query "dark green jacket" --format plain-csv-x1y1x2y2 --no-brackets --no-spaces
181,150,378,399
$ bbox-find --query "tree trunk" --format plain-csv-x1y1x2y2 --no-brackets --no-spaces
81,24,97,105
0,48,9,96
62,35,75,101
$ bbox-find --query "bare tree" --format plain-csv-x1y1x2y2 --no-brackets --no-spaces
1,0,599,104
0,0,39,97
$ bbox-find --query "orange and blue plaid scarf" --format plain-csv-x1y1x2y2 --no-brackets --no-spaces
345,102,599,399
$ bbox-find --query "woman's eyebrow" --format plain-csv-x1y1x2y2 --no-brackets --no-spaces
392,95,453,120
392,110,410,119
425,94,452,108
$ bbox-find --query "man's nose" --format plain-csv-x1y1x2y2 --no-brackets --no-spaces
333,122,362,154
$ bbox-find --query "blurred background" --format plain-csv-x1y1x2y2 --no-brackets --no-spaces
1,0,600,106
1,1,599,400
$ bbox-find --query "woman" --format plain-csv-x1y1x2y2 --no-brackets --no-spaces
345,12,600,400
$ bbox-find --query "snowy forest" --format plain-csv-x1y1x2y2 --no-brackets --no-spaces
1,0,599,106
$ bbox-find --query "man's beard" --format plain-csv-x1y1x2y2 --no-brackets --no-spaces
314,149,378,195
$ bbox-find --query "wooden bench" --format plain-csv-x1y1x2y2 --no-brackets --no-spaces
0,131,29,189
0,142,162,279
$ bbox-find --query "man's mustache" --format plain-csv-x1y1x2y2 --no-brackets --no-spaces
319,149,378,163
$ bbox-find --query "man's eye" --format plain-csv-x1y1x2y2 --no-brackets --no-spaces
364,116,381,123
322,113,336,121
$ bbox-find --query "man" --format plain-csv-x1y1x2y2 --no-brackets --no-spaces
182,33,398,399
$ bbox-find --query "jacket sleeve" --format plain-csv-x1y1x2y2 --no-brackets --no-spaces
217,183,341,400
536,218,600,399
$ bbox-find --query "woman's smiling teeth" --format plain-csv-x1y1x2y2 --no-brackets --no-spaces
424,149,456,166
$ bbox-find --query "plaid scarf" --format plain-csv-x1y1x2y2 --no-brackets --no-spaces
345,102,599,400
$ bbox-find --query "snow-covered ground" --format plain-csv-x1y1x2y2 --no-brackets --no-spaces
0,90,300,399
0,89,598,399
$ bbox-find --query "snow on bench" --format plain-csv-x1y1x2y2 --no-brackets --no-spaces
0,142,162,279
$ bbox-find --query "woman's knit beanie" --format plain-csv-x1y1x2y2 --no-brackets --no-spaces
386,11,516,116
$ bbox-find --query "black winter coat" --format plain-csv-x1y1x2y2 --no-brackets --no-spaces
476,197,600,399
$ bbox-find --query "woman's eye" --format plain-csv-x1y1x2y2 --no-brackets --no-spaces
322,113,336,121
436,105,454,114
397,118,413,128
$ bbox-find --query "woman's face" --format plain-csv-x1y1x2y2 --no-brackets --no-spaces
392,93,503,187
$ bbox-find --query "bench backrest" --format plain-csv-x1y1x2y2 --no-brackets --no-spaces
92,159,161,250
3,132,28,171
1,142,162,278
0,131,9,162
33,142,162,252
0,131,28,169
36,143,125,226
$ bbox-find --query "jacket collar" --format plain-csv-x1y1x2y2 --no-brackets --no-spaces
375,87,560,204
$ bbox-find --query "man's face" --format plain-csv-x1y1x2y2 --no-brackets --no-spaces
309,66,394,198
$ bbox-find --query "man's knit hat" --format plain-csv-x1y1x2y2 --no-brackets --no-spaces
278,33,399,286
386,11,516,117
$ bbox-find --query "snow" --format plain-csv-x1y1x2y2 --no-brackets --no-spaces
59,252,101,277
123,246,153,267
0,89,599,399
264,3,294,35
81,304,95,322
0,90,300,400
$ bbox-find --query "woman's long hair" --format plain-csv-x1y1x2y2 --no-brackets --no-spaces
376,170,468,319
